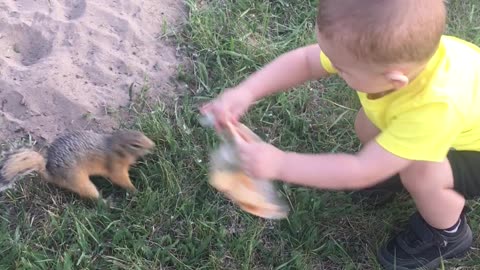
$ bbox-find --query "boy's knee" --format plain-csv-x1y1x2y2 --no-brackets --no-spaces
399,160,452,193
400,163,431,192
354,108,379,144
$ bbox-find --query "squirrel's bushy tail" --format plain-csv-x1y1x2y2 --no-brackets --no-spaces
0,149,47,191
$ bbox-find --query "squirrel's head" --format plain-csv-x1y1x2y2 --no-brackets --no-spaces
110,130,155,159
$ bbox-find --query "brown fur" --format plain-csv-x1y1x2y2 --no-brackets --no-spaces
0,150,47,182
0,130,155,199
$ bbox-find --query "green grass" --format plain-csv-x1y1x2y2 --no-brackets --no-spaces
2,0,480,269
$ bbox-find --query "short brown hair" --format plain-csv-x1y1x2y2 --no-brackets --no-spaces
316,0,446,64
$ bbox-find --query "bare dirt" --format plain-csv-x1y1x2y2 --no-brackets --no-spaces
0,0,185,143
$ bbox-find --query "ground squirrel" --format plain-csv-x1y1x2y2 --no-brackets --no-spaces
0,129,155,199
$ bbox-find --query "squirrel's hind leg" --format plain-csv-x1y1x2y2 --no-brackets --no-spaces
51,171,100,199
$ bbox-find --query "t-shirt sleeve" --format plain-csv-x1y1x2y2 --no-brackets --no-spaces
375,101,464,162
319,51,338,74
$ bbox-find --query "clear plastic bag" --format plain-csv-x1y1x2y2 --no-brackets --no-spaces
200,113,289,219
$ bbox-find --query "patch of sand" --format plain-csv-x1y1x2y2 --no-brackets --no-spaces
0,0,185,143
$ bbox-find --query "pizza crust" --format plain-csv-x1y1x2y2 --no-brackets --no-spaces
207,122,289,219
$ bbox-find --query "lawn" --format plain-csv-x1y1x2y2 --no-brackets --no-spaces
2,0,480,269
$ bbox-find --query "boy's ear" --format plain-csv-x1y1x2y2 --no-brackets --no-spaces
386,71,409,89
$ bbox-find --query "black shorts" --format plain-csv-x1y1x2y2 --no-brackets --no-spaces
376,150,480,200
449,150,480,199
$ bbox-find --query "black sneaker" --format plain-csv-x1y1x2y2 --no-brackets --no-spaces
350,175,405,207
377,211,472,270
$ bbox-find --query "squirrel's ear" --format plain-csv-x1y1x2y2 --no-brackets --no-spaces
112,147,127,158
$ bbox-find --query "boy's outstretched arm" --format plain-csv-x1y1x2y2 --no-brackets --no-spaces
277,141,412,189
200,44,330,129
238,44,331,101
235,136,412,190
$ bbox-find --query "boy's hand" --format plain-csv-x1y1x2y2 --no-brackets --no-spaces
200,88,254,131
233,133,286,180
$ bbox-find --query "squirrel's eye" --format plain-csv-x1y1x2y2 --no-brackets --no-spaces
130,143,142,148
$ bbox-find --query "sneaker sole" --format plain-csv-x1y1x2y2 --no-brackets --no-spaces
377,225,473,270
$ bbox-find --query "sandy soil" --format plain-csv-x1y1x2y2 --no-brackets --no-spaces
0,0,185,143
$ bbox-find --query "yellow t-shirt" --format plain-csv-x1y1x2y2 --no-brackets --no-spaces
320,35,480,162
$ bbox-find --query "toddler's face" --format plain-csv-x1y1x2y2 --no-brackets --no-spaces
316,31,397,94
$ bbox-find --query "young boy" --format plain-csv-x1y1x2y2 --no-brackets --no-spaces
201,0,480,269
